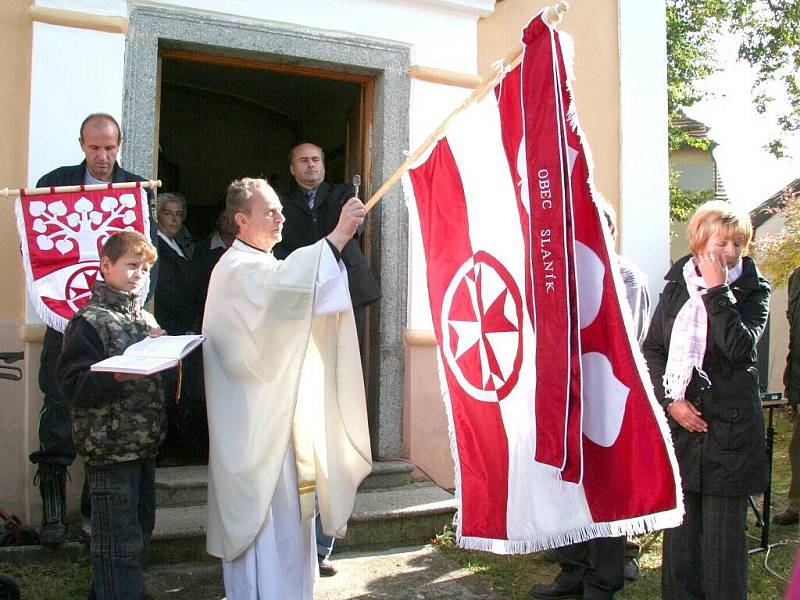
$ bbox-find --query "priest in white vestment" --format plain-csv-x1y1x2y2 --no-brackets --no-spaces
202,178,372,599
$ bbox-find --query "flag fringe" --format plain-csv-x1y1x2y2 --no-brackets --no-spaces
15,197,68,332
456,507,684,555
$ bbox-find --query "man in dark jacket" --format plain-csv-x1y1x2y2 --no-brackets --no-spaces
273,143,380,576
774,267,800,525
274,143,380,347
30,113,158,547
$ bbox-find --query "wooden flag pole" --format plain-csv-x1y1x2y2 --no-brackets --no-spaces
364,1,569,213
0,180,162,198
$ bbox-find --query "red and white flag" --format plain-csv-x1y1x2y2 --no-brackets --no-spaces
403,13,682,552
15,185,151,332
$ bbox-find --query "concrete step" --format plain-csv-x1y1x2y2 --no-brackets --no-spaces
149,482,456,560
337,482,456,550
360,459,415,490
155,465,208,507
155,460,415,508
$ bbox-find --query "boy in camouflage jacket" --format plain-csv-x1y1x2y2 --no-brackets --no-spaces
57,230,166,600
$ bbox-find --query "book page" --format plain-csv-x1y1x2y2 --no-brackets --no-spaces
124,334,204,359
91,355,176,375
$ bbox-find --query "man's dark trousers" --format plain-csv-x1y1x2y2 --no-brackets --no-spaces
553,536,625,599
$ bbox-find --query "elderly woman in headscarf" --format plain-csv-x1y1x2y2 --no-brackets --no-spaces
643,200,770,600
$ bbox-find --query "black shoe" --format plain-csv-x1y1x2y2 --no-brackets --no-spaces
529,583,582,599
772,509,799,526
318,555,337,577
624,556,640,581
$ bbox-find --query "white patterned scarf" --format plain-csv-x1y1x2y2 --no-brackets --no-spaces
663,258,744,401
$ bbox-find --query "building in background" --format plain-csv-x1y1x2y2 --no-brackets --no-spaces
751,178,800,394
0,0,669,526
669,117,728,261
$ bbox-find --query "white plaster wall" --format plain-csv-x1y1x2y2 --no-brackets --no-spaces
134,0,487,71
25,22,126,324
27,24,126,186
618,0,670,297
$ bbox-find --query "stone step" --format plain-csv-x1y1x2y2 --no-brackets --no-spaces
359,459,415,490
149,482,456,560
155,465,208,507
155,460,415,508
337,482,456,550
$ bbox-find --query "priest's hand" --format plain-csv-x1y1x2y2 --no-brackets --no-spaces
327,197,366,251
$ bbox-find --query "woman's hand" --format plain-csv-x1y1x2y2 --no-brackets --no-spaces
695,252,727,288
668,399,708,433
148,327,167,337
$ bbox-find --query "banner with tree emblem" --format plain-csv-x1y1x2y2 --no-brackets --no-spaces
15,185,151,332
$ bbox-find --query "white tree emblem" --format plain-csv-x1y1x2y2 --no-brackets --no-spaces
29,193,140,263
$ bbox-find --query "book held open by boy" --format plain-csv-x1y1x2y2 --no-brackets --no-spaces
91,334,204,375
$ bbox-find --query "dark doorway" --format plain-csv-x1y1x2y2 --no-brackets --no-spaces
153,50,376,464
156,50,373,238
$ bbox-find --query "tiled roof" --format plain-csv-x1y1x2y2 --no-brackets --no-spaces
750,177,800,229
672,117,710,140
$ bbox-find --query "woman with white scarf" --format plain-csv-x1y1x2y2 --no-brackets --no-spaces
643,200,770,600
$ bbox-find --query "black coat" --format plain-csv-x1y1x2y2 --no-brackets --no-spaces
274,181,381,308
154,237,199,335
643,255,770,496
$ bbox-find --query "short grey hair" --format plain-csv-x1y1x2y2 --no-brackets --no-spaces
156,192,186,215
225,178,271,234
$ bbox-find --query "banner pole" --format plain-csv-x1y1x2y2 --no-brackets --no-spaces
363,1,569,213
0,179,162,198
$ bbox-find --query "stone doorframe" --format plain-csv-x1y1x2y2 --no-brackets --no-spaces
123,5,410,458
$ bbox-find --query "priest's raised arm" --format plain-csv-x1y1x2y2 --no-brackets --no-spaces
201,178,372,600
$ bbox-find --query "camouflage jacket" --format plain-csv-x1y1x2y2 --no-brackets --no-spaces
57,281,166,466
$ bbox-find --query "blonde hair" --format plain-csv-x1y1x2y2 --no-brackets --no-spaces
687,200,752,256
101,230,157,265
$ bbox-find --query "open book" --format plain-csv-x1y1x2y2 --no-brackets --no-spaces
91,334,205,375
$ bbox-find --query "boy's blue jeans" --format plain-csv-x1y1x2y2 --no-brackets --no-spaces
86,458,156,600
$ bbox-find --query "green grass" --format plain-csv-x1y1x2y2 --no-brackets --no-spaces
435,412,800,599
1,557,91,600
3,412,798,598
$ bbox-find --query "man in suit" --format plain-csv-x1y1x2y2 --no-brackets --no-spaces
274,142,380,346
273,143,380,576
30,113,158,547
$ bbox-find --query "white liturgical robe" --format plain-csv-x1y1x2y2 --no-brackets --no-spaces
202,239,372,597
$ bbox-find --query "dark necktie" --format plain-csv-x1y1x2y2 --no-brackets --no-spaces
306,189,317,210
